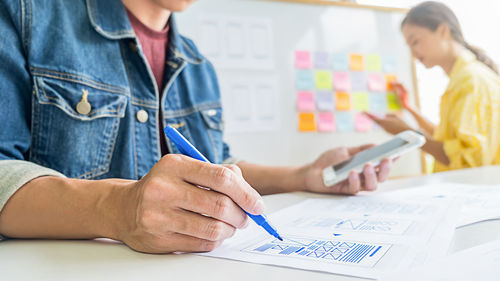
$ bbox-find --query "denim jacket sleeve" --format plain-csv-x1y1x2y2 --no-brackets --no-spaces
0,1,66,241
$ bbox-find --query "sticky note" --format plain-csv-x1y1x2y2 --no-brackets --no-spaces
355,113,373,132
367,73,385,92
336,112,354,132
383,56,398,73
366,54,382,72
335,92,351,111
351,72,367,91
318,112,336,132
369,92,387,113
385,74,398,91
298,112,317,132
349,54,364,71
314,52,330,69
295,70,314,90
295,50,312,69
352,92,369,111
297,91,316,111
387,92,402,111
332,53,349,71
333,72,351,91
316,91,335,111
314,70,333,90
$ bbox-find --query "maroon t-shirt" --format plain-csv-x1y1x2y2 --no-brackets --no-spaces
127,10,169,155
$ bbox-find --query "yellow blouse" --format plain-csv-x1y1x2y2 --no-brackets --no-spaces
433,49,500,172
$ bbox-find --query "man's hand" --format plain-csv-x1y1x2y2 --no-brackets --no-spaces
302,145,392,195
117,154,263,254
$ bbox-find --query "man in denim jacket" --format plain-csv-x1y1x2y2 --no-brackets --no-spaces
0,0,391,253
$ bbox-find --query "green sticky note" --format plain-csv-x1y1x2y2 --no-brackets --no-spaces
366,54,382,72
353,92,369,111
387,92,402,111
314,70,333,90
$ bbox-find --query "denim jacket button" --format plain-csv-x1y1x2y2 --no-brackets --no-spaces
136,109,148,123
76,89,91,115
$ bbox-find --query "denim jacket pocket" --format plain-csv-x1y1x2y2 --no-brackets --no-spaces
31,75,128,179
200,107,224,163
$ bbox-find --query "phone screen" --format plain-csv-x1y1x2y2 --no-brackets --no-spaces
333,138,408,172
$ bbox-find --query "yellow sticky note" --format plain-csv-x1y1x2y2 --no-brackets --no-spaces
298,112,317,132
314,70,333,90
366,54,382,72
387,92,402,111
385,74,398,91
336,92,351,111
349,54,364,71
353,92,369,111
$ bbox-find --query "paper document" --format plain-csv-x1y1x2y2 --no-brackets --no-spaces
381,239,500,281
380,183,500,227
199,196,456,279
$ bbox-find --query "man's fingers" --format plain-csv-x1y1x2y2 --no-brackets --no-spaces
376,159,392,182
361,164,378,191
176,183,249,229
161,155,264,215
169,209,236,242
160,233,224,253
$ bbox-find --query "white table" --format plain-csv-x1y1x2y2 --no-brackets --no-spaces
2,166,500,281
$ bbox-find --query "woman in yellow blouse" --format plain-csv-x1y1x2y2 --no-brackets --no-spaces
367,1,500,172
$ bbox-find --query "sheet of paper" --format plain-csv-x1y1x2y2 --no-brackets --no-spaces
386,92,402,111
200,196,456,279
314,70,333,90
367,73,385,92
335,112,354,132
349,53,364,71
316,91,335,111
332,53,349,71
333,71,351,91
335,92,351,111
295,50,312,69
355,113,372,132
295,70,315,90
352,92,369,111
366,54,382,72
298,112,316,132
296,91,316,111
380,183,500,227
314,52,330,69
369,92,388,113
318,112,336,132
351,72,368,91
381,239,500,281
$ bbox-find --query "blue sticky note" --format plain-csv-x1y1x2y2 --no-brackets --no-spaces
383,56,398,73
350,72,367,91
314,52,330,69
332,53,349,71
295,70,315,90
316,91,335,111
369,92,387,113
335,112,354,132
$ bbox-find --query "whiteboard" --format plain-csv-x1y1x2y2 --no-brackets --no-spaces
176,0,422,177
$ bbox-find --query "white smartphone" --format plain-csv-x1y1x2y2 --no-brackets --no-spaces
322,130,426,187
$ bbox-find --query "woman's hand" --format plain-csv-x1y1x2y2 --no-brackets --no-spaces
365,112,412,135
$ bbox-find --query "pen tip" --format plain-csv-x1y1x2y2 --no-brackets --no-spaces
277,235,284,241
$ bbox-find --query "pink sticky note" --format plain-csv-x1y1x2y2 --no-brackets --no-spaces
333,71,351,91
295,51,312,69
367,73,385,92
297,91,316,111
355,113,372,132
318,112,336,132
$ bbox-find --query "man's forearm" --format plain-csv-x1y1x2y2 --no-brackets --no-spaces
237,161,307,195
0,176,134,240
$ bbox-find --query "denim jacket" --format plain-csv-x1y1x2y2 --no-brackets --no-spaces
0,0,233,185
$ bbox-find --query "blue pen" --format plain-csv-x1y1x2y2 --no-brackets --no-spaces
164,125,283,241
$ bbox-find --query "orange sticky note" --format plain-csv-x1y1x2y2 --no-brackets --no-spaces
385,74,398,91
336,92,351,111
349,54,364,71
298,112,317,132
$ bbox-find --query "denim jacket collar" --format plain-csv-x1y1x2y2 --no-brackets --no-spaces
86,0,204,64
